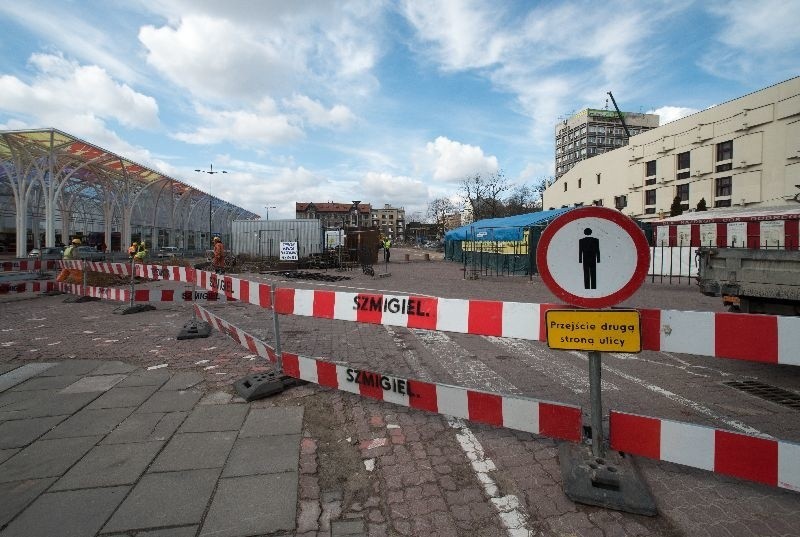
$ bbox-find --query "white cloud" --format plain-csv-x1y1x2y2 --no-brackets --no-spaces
420,136,498,182
0,53,159,131
647,106,700,125
173,99,303,146
138,3,383,104
360,172,429,204
284,95,356,129
700,0,800,81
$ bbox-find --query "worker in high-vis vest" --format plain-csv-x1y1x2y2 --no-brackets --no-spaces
134,241,147,262
57,238,82,283
127,241,138,260
382,237,392,263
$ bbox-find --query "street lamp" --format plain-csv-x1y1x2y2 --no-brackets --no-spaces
265,206,276,221
195,164,227,248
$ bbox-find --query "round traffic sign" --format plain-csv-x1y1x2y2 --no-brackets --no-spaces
536,206,650,308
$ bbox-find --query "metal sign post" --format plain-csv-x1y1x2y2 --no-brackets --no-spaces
537,206,655,515
177,267,211,339
271,283,283,374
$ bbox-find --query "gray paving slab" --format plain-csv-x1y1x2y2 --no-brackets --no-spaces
137,389,203,413
178,403,249,433
0,486,128,537
91,360,137,375
42,406,135,439
0,391,100,420
9,375,82,392
0,436,101,483
115,369,170,387
86,384,160,410
0,415,66,449
0,477,56,527
331,519,367,536
102,411,188,445
102,468,221,533
160,371,204,391
136,527,198,537
0,364,19,375
199,472,298,537
0,448,18,464
150,431,237,472
51,440,164,490
35,359,102,377
59,373,127,394
0,390,33,411
239,406,304,437
222,435,301,477
0,363,56,393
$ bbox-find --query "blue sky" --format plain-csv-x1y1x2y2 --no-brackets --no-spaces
1,0,798,220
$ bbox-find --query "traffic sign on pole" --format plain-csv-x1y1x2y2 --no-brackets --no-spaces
536,206,650,309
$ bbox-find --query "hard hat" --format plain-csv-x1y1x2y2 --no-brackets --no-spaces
71,238,81,244
213,236,221,242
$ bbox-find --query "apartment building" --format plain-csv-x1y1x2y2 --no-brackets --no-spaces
555,108,659,179
372,204,405,241
295,201,372,229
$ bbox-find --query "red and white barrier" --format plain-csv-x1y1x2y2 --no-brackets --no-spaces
55,282,130,301
0,280,53,295
194,304,584,443
134,263,193,282
610,410,800,492
1,260,57,272
195,270,273,309
269,288,800,366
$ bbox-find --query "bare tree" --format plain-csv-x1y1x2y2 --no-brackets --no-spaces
504,184,538,216
460,171,509,221
426,198,455,236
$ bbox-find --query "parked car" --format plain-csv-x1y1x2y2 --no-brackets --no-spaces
73,246,106,261
156,246,181,259
28,247,64,259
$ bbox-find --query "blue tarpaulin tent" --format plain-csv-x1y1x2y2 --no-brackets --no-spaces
445,208,573,241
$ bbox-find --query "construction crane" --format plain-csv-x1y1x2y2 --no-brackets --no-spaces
606,91,631,138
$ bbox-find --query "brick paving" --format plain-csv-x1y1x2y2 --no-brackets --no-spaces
1,248,799,536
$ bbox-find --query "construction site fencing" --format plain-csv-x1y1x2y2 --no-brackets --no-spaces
12,258,800,493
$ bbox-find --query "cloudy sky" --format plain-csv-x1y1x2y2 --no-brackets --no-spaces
1,1,798,220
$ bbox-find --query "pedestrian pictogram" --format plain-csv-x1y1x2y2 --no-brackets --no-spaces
536,206,650,309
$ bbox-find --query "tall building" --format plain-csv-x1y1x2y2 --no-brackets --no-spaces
555,108,660,179
371,204,405,241
543,77,800,221
295,201,372,229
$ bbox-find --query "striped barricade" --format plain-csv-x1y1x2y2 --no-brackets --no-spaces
1,259,57,272
55,282,129,301
134,263,193,282
610,410,800,492
194,304,584,443
269,288,800,366
0,281,54,295
195,270,272,308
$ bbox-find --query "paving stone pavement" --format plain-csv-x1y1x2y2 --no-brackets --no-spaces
1,251,799,536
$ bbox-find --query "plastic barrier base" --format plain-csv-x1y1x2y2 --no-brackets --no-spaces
177,319,212,340
63,295,100,304
233,371,306,402
114,303,157,315
559,443,656,516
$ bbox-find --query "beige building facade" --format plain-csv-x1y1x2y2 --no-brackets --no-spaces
543,77,800,221
372,204,405,240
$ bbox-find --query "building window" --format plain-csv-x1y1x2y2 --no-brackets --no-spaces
645,207,656,214
677,151,690,170
645,189,656,205
714,199,732,208
645,160,656,177
645,178,656,186
716,163,732,172
596,173,601,184
593,199,603,206
614,195,627,209
676,183,689,202
716,176,732,197
564,182,568,192
716,140,733,161
578,178,582,188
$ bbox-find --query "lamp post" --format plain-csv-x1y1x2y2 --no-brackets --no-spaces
195,164,227,248
265,206,276,221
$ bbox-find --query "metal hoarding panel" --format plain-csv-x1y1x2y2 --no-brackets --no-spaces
231,219,323,257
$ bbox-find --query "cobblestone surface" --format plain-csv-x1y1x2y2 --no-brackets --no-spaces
2,248,799,536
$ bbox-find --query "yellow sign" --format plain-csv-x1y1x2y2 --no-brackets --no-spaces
546,310,641,353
